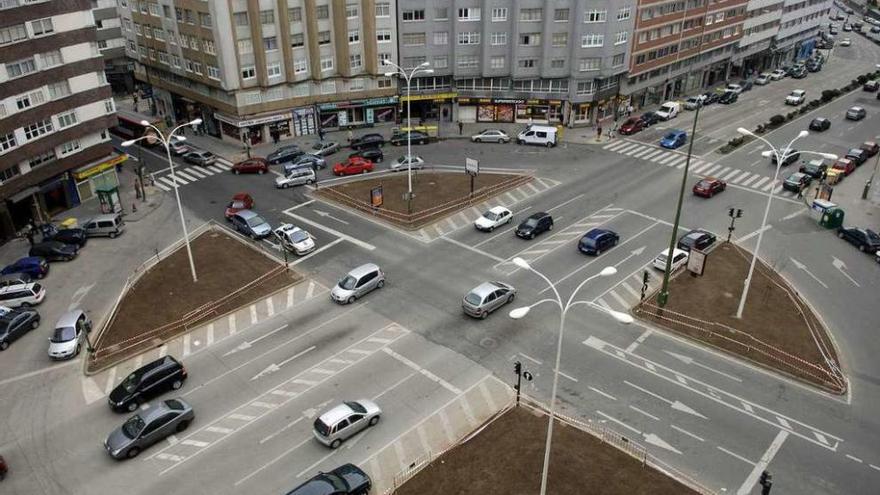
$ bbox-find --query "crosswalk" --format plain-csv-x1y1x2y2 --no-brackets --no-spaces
602,139,803,199
151,157,235,192
592,268,666,316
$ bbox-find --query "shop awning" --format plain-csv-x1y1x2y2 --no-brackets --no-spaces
8,186,40,203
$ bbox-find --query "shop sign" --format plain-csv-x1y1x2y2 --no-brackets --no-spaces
371,186,384,207
493,98,526,105
338,111,349,127
73,155,127,181
687,249,706,276
214,112,288,128
400,92,458,102
318,96,399,111
465,158,479,176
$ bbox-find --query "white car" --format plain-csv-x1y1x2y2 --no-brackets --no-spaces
684,95,706,110
725,84,743,95
769,69,786,80
840,38,851,46
652,248,689,272
785,90,807,105
389,155,425,172
755,73,772,85
474,206,512,232
273,224,315,255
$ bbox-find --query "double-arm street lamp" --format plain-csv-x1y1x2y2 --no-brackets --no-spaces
733,128,838,319
507,257,633,495
122,119,202,283
382,60,433,214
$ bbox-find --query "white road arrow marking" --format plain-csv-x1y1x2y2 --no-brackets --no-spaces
832,257,861,287
614,246,647,268
251,345,316,381
223,324,289,357
624,380,708,419
789,257,828,288
663,350,743,382
643,433,682,454
69,283,95,311
313,210,349,225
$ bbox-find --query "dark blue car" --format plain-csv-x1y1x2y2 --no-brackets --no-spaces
660,130,687,149
1,257,49,279
578,229,619,256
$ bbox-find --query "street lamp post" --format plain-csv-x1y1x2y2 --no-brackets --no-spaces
121,119,202,283
733,128,837,319
382,60,433,215
508,257,633,495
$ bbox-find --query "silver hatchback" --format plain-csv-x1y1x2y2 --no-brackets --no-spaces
330,263,385,304
462,281,516,319
313,400,382,448
104,398,194,459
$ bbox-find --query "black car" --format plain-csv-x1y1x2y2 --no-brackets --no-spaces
285,464,371,495
515,212,554,240
718,91,738,104
45,228,87,247
349,148,384,163
771,149,800,166
677,229,716,252
837,227,880,253
702,92,720,105
29,241,77,262
640,112,660,127
737,79,754,91
389,131,430,146
806,61,822,72
349,133,385,150
845,148,868,166
267,145,304,165
108,356,188,412
790,67,808,79
578,228,619,256
863,80,879,92
799,160,827,179
809,117,831,131
0,309,40,351
783,172,812,192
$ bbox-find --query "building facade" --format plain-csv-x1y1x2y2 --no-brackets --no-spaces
0,0,120,241
118,0,400,145
396,1,636,126
94,0,136,94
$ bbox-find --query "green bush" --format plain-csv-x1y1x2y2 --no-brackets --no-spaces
808,99,821,108
786,111,798,120
728,136,744,147
755,124,766,134
769,115,786,126
857,75,868,85
821,90,838,102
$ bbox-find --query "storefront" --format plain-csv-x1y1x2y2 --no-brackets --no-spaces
399,92,457,122
72,154,125,203
292,106,317,136
317,96,399,130
215,112,292,145
516,99,563,124
457,98,563,124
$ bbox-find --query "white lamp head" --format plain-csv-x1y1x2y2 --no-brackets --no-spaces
509,307,530,319
383,71,395,77
599,266,617,277
821,152,838,160
174,135,187,142
190,118,202,125
422,69,435,74
761,150,773,158
608,309,634,325
120,139,137,147
512,257,531,270
797,130,809,139
382,59,392,66
139,120,150,127
418,62,430,68
736,127,752,136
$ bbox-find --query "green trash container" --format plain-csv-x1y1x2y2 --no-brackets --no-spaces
819,207,844,229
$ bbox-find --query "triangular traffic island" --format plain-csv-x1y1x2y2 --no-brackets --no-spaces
634,242,846,394
86,223,301,373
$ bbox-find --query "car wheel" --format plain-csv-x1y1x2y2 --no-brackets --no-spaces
480,311,489,320
126,447,141,459
258,169,265,175
546,142,552,148
20,302,30,308
250,233,257,240
171,380,183,390
75,343,81,356
548,224,553,231
362,169,367,174
347,296,356,304
489,226,495,232
420,139,427,145
328,438,343,449
838,231,845,239
376,157,382,163
0,341,8,351
595,249,601,256
127,401,138,412
369,415,380,426
31,319,39,329
377,280,385,289
37,272,45,279
109,232,117,239
475,138,482,143
530,233,535,240
859,244,866,252
507,294,515,304
176,420,190,432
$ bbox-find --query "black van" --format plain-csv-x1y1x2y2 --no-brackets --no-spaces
108,356,188,412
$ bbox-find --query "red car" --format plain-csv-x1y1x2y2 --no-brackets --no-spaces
693,177,726,197
232,157,269,174
618,117,645,135
832,158,855,176
860,141,879,158
333,156,374,176
225,192,254,219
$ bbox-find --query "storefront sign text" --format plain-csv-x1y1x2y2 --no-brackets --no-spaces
73,155,127,181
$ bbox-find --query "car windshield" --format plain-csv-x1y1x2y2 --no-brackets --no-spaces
121,372,141,392
867,230,880,243
314,418,331,436
696,180,710,188
581,237,597,247
338,275,357,290
311,143,324,150
246,216,266,228
323,473,349,491
50,326,76,343
656,253,669,263
122,415,145,439
523,218,539,227
464,292,483,305
665,133,677,140
165,399,184,410
290,230,309,243
345,401,367,413
483,211,499,221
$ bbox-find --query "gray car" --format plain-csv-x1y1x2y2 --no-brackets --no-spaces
462,281,516,319
471,129,510,143
104,398,194,459
287,153,327,171
182,150,216,166
330,263,385,304
310,141,340,157
230,210,271,239
313,400,382,448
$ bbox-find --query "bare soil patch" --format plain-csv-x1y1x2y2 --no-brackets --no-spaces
396,406,699,495
635,242,844,393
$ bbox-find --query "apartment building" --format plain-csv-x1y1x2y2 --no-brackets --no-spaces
0,0,120,240
94,0,135,93
119,0,399,145
396,1,636,126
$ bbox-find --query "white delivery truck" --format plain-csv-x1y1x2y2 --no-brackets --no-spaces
516,125,558,147
654,101,682,120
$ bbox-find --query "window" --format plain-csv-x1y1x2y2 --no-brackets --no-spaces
552,32,568,46
293,59,307,74
60,140,81,155
458,7,480,21
148,2,160,16
490,32,507,45
289,7,302,21
375,3,390,17
433,31,448,45
30,18,54,36
490,56,505,69
175,7,183,21
403,56,426,68
241,66,256,79
378,52,391,64
617,7,631,20
402,9,424,21
15,90,44,109
577,81,595,95
204,39,215,54
346,4,358,18
491,8,507,21
520,8,542,21
349,54,362,69
233,12,248,26
435,7,448,20
318,31,331,45
267,63,281,77
1,24,27,46
57,110,78,129
554,8,569,21
518,58,536,69
263,36,278,51
157,51,169,64
457,55,478,68
41,50,62,68
24,118,53,140
458,32,480,45
321,81,336,94
237,39,253,54
551,59,565,68
207,65,220,79
6,58,36,78
433,55,448,68
163,5,171,18
581,34,604,47
402,32,426,45
348,30,359,43
584,9,607,23
320,56,333,71
259,9,274,24
104,99,115,113
171,55,181,67
349,78,364,91
377,77,393,88
291,33,304,47
316,5,329,18
28,150,55,169
579,57,601,71
612,53,625,67
199,12,212,28
519,33,540,45
0,133,16,153
615,31,628,44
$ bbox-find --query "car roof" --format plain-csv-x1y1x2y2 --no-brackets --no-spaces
347,263,380,278
319,403,356,424
488,206,510,215
55,310,84,328
584,228,612,239
86,214,120,222
849,106,864,110
684,230,708,239
140,398,189,422
470,281,505,298
700,176,720,183
526,211,550,220
235,209,258,220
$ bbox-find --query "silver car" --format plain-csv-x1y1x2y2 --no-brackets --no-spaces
310,141,340,157
389,155,424,172
182,150,216,166
104,398,194,459
330,263,385,304
471,129,510,143
462,281,516,319
313,400,382,448
288,153,327,171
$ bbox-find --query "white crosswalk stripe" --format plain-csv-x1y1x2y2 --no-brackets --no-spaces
650,152,668,162
721,168,742,181
154,181,171,192
761,180,776,191
731,170,752,183
704,164,723,176
740,174,760,186
632,147,656,158
641,149,664,160
214,162,232,170
691,162,713,174
616,143,640,154
175,170,198,182
625,145,647,155
753,176,770,189
715,166,731,178
208,165,225,174
185,167,208,178
658,154,679,164
159,177,178,188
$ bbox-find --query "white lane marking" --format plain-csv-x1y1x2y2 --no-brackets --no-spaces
846,454,863,463
159,177,178,188
207,165,224,174
175,170,198,182
228,413,256,421
558,371,579,383
742,402,755,413
519,352,543,365
287,287,295,308
589,386,617,401
249,305,258,325
182,334,191,357
691,162,713,174
442,236,505,262
741,174,760,186
206,324,214,346
166,435,180,447
181,439,209,447
869,464,880,472
737,430,789,495
156,453,184,461
170,174,189,185
104,367,118,395
596,410,642,436
719,446,756,466
228,314,237,334
671,424,705,442
722,168,743,181
703,164,723,175
761,180,776,191
206,426,233,434
382,348,462,394
266,297,275,317
752,176,770,189
630,405,660,421
776,416,792,429
154,181,171,192
283,210,376,251
737,225,772,244
625,329,653,353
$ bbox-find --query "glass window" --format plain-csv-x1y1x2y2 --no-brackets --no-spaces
233,12,248,26
0,24,28,45
288,7,302,21
259,9,274,24
375,3,390,17
316,5,329,19
30,18,54,36
402,9,425,21
553,8,569,21
519,8,542,21
491,8,507,21
291,33,304,47
263,36,278,51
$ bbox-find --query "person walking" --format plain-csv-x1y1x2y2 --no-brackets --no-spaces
318,128,325,141
458,121,463,135
347,129,353,143
596,125,603,141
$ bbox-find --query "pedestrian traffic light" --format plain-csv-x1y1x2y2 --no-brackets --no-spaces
514,361,522,376
759,471,772,486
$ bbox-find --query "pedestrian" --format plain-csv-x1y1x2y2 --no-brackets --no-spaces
458,121,463,135
191,123,198,135
0,454,7,481
318,128,325,141
609,123,617,140
347,129,353,143
627,104,634,117
596,125,603,141
272,131,279,145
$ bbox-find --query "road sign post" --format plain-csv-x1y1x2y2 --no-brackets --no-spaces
466,158,479,201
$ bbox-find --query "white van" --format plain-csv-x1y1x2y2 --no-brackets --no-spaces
655,101,682,120
516,125,557,147
0,282,46,308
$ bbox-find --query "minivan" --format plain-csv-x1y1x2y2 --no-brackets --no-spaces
83,213,125,238
330,264,385,304
654,101,681,120
108,356,188,412
48,309,91,360
516,125,557,147
0,282,46,308
230,210,272,239
275,168,316,188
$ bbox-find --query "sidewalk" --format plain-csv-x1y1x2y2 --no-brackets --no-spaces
53,163,166,225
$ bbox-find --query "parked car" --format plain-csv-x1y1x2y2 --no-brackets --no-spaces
618,118,645,135
107,356,188,412
677,229,716,252
806,60,823,72
474,206,512,232
693,177,726,197
230,210,271,239
462,281,516,319
639,112,660,126
800,159,828,179
840,38,852,46
43,226,87,247
871,26,880,33
333,156,374,176
846,106,867,120
785,90,807,105
169,140,190,156
310,141,340,157
389,155,425,172
809,117,831,131
515,212,553,239
0,309,40,351
860,141,879,157
701,92,720,105
104,398,194,459
578,228,619,255
182,150,216,166
684,95,706,110
0,273,31,289
290,153,327,170
737,79,754,91
29,241,77,262
349,133,385,150
330,264,385,304
837,227,880,253
654,101,682,120
660,130,687,149
771,149,800,166
232,157,269,175
267,145,303,165
0,282,45,308
725,83,744,94
275,168,316,188
313,400,382,448
273,224,315,255
653,248,689,271
349,148,384,163
769,69,786,80
471,129,510,143
82,213,124,238
47,309,91,360
783,172,812,192
790,66,808,79
1,257,48,279
755,73,772,85
285,464,371,495
863,80,879,92
224,192,254,219
718,91,738,104
832,157,856,176
389,130,429,146
846,148,868,166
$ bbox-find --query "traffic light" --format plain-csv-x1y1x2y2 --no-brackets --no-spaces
514,361,522,376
